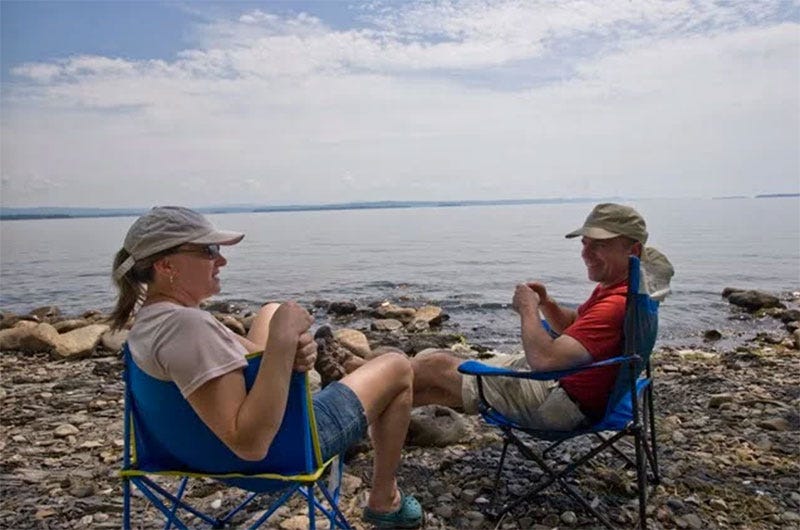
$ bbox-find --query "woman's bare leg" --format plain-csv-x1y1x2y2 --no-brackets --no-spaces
340,352,413,512
245,302,281,349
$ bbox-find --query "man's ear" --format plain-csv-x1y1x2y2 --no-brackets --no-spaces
631,241,643,257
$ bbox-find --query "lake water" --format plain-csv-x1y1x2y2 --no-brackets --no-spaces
1,197,798,350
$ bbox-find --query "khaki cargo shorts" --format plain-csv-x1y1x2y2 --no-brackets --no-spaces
461,353,586,431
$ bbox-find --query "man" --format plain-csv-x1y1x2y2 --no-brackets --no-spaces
411,203,671,431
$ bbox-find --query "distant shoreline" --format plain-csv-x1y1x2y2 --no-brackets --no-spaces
1,194,797,221
0,197,606,221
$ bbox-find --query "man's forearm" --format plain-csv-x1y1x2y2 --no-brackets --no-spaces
520,310,557,371
539,297,577,334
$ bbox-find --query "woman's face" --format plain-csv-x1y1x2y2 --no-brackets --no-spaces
167,244,228,304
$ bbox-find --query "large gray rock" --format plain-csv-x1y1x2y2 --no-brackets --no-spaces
328,301,357,315
214,313,246,336
53,319,91,333
334,328,371,359
54,324,110,359
29,305,62,322
101,329,128,353
406,405,472,447
371,318,403,332
407,305,444,332
723,289,785,311
0,322,59,353
373,302,416,322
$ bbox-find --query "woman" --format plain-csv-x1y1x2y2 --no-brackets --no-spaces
110,206,422,528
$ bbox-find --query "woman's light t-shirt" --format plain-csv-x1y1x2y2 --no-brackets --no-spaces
127,302,248,398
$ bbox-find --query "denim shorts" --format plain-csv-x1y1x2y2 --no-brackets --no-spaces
312,381,368,461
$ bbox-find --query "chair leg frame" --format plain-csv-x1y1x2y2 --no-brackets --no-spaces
488,410,659,530
123,473,352,529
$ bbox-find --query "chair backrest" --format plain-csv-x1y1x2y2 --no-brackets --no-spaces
603,256,660,417
122,345,323,478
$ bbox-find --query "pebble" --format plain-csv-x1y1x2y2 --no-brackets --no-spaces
560,510,578,525
683,513,703,529
782,511,800,523
53,423,79,437
434,505,453,518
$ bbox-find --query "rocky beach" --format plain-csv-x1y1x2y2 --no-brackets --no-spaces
1,289,799,529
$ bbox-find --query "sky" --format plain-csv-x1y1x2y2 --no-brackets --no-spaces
1,1,798,209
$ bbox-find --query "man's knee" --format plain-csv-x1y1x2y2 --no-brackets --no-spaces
412,350,462,386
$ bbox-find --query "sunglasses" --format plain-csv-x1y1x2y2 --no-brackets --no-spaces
174,244,222,260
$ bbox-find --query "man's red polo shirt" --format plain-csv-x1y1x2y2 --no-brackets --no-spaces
559,280,627,420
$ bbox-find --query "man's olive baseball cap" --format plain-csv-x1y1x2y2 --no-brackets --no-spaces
565,203,648,244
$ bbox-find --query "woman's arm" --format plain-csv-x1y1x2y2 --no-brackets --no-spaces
186,301,313,461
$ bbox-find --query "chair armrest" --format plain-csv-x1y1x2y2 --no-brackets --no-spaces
458,355,639,381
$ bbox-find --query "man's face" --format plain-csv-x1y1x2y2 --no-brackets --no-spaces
581,236,637,285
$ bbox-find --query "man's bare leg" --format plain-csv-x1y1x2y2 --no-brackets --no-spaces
410,349,465,409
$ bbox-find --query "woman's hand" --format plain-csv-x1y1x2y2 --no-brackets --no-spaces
293,332,317,372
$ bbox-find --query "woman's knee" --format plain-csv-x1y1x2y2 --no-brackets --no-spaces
259,302,281,318
379,351,413,387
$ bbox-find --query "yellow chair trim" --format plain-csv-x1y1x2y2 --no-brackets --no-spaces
120,456,336,483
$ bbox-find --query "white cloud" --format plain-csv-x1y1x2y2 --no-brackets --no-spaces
1,0,797,207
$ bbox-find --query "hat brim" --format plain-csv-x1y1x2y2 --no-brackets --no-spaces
565,226,621,239
189,230,245,246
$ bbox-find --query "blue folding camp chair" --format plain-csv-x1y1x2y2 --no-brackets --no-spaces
458,256,660,529
121,346,351,529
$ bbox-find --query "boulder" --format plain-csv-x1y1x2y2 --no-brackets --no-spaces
0,322,59,353
369,331,466,355
29,305,61,322
202,301,243,314
53,319,91,333
413,305,444,326
312,299,330,309
54,324,110,359
1,314,39,330
407,305,445,332
81,309,106,321
0,311,20,330
779,309,800,323
723,289,785,311
333,328,371,359
371,319,403,332
373,302,416,322
406,405,472,447
239,313,256,333
328,301,357,315
214,314,246,336
101,329,128,353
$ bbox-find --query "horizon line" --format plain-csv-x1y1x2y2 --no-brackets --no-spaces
1,193,798,220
